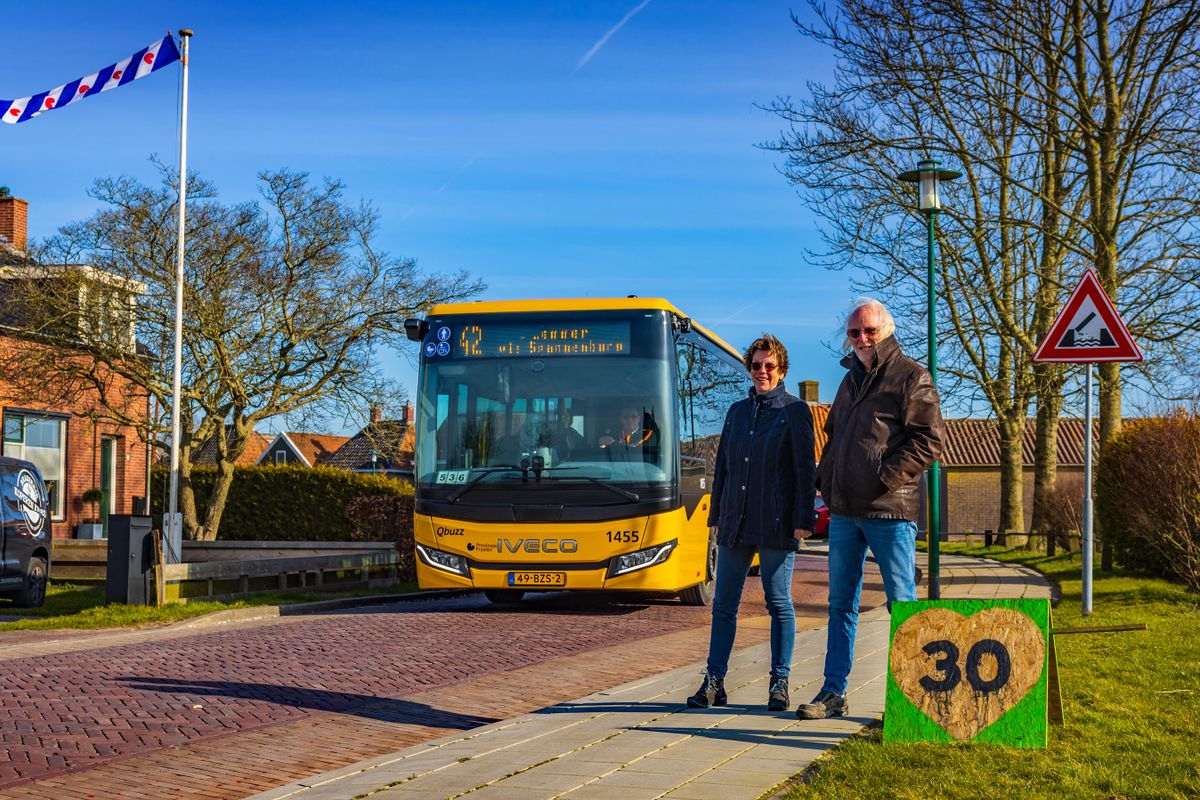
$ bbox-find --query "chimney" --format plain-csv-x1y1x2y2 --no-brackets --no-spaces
369,404,383,424
402,403,415,424
0,188,29,253
798,380,820,403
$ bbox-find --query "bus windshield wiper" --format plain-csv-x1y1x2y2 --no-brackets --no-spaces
447,466,524,503
540,467,640,503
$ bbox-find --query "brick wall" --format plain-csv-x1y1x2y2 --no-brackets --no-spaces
945,465,1085,533
0,335,149,540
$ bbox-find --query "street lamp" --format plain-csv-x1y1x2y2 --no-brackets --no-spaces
897,158,960,601
370,450,379,475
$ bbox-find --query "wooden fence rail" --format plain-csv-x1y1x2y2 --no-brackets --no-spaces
159,549,402,604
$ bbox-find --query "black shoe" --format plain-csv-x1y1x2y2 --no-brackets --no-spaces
767,676,790,711
796,690,848,719
686,672,727,708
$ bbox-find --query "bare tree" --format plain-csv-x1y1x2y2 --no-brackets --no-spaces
764,0,1200,539
2,160,483,540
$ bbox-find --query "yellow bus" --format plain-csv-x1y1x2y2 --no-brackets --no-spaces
403,298,747,604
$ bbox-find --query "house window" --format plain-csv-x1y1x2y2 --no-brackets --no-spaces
274,449,287,464
2,411,67,520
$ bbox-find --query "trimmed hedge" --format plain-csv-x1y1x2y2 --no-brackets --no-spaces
1096,412,1200,591
151,465,414,542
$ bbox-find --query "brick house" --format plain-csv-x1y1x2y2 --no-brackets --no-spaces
256,431,351,467
189,427,273,467
0,190,150,540
939,418,1091,534
323,405,415,478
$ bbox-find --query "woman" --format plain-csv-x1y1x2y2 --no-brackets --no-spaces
687,334,817,712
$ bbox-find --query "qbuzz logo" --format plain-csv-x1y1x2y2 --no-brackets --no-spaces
13,469,47,537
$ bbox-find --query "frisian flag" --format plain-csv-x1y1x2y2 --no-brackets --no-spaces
0,34,181,125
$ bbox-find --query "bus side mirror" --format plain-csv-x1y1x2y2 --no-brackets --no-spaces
404,318,429,342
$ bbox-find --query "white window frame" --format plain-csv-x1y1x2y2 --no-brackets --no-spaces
2,411,67,521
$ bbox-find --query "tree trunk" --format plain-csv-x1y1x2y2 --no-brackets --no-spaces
1032,366,1066,555
998,414,1027,546
200,459,238,543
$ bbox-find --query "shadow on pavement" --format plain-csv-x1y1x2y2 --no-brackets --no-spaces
627,725,860,748
116,676,498,729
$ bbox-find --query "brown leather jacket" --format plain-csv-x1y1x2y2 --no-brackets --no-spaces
816,336,945,521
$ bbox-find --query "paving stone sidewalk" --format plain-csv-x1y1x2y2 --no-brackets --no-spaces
252,553,1051,800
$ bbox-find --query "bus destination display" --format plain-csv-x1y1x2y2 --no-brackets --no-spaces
433,320,632,359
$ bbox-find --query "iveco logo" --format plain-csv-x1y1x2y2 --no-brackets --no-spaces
497,538,578,554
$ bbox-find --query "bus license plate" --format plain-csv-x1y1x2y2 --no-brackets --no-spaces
508,571,566,587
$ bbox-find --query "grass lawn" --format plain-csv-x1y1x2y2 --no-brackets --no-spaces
783,543,1200,800
0,581,421,632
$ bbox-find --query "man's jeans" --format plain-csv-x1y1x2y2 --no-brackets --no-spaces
706,544,796,679
822,515,917,695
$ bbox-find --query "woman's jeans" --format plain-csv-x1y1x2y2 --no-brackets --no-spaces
821,514,917,695
706,543,796,679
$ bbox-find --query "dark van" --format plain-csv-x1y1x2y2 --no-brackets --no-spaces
0,456,52,607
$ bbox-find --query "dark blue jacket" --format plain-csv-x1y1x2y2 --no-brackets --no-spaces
706,384,817,550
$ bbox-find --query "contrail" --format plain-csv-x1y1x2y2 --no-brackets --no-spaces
573,0,653,74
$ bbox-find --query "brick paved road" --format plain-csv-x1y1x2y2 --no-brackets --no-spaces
0,551,886,799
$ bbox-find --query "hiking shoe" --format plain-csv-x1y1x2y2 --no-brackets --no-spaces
686,672,727,708
767,676,790,711
796,690,848,719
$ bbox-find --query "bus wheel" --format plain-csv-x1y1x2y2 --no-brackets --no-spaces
679,533,717,606
484,589,525,605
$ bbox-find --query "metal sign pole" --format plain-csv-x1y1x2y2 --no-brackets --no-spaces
1082,364,1094,616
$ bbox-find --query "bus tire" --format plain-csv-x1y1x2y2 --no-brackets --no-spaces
679,533,717,606
484,589,525,605
13,557,48,608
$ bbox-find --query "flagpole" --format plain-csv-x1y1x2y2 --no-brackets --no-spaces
167,28,192,563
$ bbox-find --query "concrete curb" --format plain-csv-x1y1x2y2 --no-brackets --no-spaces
161,588,469,631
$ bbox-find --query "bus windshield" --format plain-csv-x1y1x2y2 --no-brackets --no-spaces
414,312,676,499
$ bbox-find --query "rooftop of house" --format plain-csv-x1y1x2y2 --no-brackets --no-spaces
272,431,352,466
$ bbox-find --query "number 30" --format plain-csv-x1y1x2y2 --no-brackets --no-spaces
918,639,1013,694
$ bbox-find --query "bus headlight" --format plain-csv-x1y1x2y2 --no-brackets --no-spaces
607,539,677,578
415,543,471,578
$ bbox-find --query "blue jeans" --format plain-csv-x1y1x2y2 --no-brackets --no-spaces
706,543,796,679
822,515,917,695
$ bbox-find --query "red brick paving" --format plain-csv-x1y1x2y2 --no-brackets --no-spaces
0,552,887,800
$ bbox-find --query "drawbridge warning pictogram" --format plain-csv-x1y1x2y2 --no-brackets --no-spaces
1033,269,1143,363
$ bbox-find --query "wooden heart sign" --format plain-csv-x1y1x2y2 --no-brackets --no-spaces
885,599,1052,747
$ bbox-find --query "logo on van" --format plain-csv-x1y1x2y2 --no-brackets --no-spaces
13,469,47,537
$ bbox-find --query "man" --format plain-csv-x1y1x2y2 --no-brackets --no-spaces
797,298,944,720
599,404,659,464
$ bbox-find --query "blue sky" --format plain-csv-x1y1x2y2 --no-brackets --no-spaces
2,1,861,432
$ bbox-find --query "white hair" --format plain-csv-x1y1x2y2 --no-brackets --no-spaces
841,297,896,353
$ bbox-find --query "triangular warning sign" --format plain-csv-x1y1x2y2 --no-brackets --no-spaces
1033,269,1143,363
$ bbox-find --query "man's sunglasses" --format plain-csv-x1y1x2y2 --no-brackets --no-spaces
750,361,779,373
846,327,879,340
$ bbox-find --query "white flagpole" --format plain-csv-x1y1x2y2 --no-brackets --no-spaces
166,29,192,563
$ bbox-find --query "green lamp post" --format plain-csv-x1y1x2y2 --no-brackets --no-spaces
897,158,960,600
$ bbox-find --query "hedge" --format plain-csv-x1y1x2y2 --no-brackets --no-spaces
1095,411,1200,592
151,465,414,542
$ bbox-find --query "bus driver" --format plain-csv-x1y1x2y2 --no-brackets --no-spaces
599,404,658,461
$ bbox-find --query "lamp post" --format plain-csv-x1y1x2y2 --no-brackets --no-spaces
370,450,379,476
897,158,960,601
